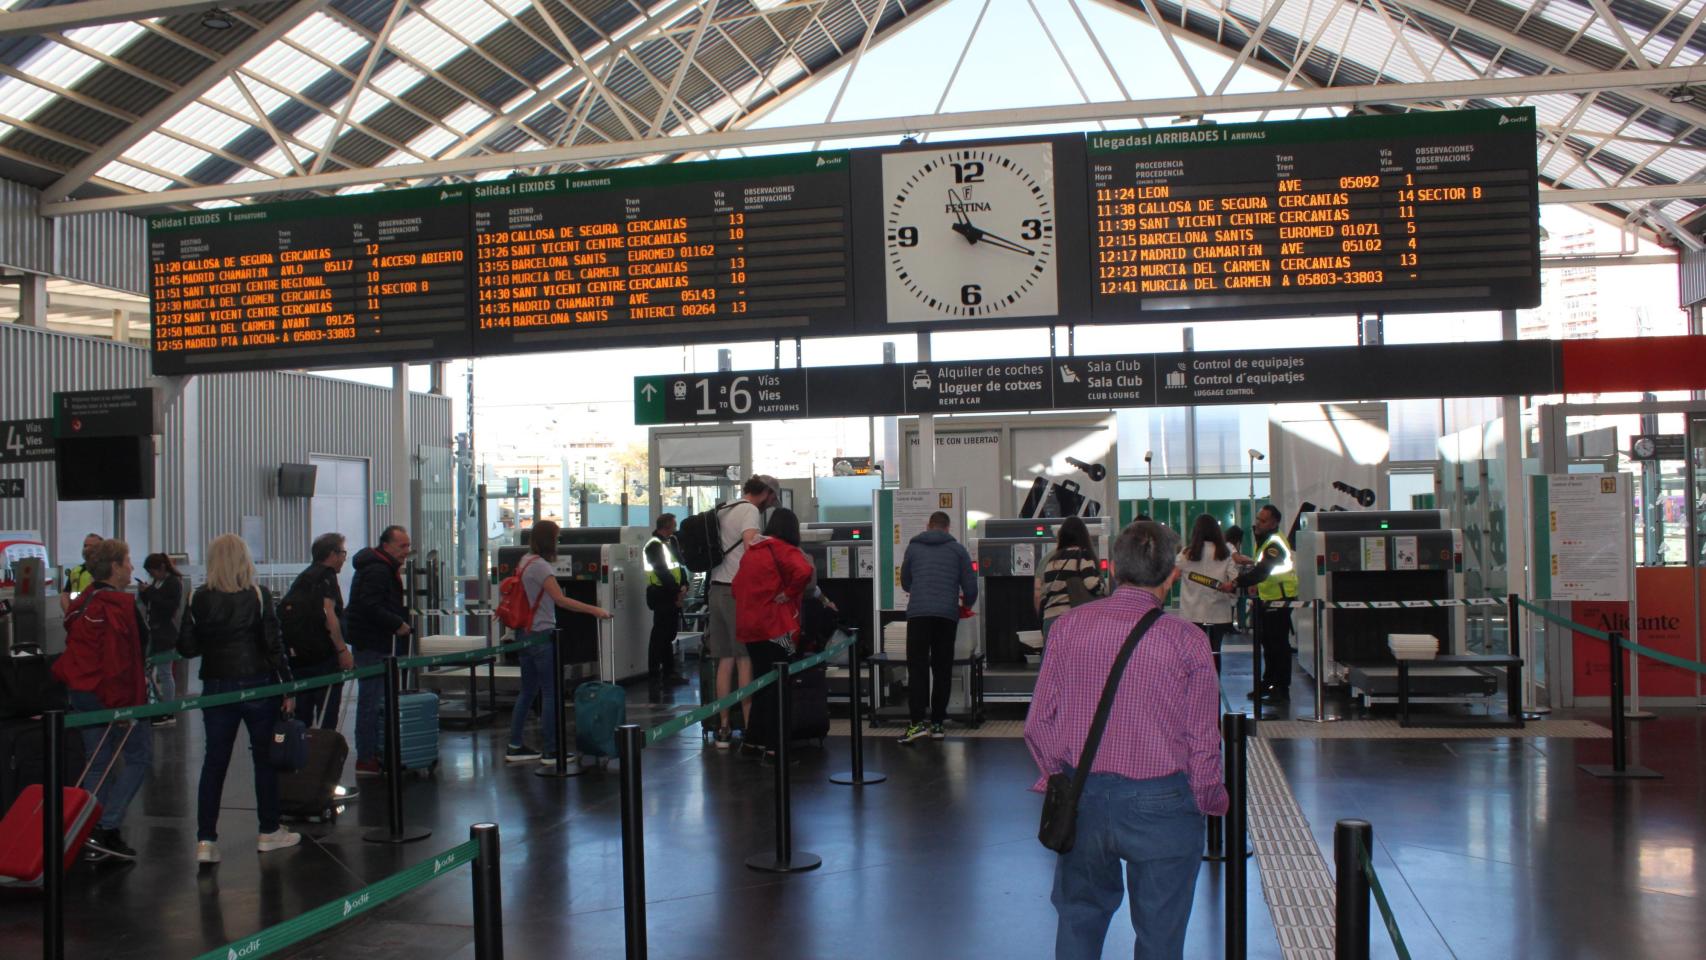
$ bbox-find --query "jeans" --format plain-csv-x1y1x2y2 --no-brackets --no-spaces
1052,772,1204,960
905,616,958,725
68,691,152,832
354,638,404,762
292,655,345,729
508,632,559,753
197,674,284,842
151,662,176,702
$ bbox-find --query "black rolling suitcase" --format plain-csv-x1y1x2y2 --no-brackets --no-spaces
277,704,348,822
0,717,86,812
787,662,830,745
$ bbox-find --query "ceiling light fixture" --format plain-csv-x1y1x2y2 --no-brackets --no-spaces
201,7,234,30
1668,85,1693,104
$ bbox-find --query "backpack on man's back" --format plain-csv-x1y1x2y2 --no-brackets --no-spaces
279,573,334,666
676,503,734,574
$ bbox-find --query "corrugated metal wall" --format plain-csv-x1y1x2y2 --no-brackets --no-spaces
0,176,147,294
1682,249,1706,307
0,324,451,567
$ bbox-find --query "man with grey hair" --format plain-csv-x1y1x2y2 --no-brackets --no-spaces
284,532,354,731
1024,521,1227,959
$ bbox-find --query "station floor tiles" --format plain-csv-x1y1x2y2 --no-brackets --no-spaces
0,681,1281,960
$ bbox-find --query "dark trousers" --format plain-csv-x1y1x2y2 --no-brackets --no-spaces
197,674,283,842
291,655,344,729
906,616,958,725
744,639,790,749
646,586,679,679
1193,622,1229,674
1256,604,1293,692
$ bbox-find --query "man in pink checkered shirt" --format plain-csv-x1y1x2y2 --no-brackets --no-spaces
1024,520,1228,959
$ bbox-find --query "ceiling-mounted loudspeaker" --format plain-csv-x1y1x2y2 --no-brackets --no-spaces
201,7,235,29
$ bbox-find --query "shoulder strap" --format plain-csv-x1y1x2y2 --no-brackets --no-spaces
520,555,548,612
1066,607,1165,800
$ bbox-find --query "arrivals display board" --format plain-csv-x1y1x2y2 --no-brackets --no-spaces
469,152,853,355
149,186,472,374
1087,109,1539,320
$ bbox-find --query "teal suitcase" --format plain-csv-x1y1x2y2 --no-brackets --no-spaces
395,691,439,774
574,682,626,763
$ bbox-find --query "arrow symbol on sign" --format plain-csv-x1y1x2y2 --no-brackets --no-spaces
640,383,658,400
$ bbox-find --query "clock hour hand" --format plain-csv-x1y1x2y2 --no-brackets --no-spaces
947,189,981,245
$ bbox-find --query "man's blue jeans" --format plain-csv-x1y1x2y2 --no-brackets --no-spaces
68,691,152,832
507,632,558,754
354,639,404,762
1051,771,1204,960
196,674,283,842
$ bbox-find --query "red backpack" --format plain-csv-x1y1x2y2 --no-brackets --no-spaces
495,556,546,631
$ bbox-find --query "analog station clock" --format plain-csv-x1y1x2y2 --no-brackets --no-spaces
881,142,1059,323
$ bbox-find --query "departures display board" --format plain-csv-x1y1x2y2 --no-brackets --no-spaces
146,109,1541,375
1086,109,1540,319
469,152,852,355
149,186,472,374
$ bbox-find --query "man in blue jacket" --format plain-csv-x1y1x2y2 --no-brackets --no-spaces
900,511,978,743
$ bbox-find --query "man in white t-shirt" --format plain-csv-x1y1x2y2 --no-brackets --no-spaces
707,474,779,747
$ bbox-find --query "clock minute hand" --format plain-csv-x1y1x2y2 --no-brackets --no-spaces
974,229,1036,256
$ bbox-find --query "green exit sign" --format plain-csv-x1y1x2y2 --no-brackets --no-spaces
374,490,390,506
634,376,668,425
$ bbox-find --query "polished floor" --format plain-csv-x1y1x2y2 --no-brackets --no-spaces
2,651,1701,960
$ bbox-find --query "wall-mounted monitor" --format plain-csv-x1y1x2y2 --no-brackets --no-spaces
278,462,317,498
56,436,154,501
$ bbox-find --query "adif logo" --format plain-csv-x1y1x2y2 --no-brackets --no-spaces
342,892,370,917
814,155,843,168
432,852,458,875
228,938,262,959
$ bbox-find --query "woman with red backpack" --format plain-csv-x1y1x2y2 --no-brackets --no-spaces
503,521,612,767
732,508,822,753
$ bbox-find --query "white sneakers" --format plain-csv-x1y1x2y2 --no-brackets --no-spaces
196,841,220,864
256,828,302,853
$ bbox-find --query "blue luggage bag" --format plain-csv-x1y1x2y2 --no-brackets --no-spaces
395,690,439,775
573,682,626,765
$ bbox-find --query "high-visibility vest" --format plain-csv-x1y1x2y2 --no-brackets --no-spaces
1255,532,1298,602
645,536,686,588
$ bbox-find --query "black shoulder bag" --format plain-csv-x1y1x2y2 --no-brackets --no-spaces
1037,607,1165,854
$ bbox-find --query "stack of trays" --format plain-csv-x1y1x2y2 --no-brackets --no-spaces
1388,633,1440,660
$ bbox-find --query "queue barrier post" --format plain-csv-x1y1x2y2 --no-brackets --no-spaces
1298,599,1336,723
1223,712,1247,960
470,823,503,960
536,632,583,779
1579,631,1661,779
363,656,432,843
830,632,885,786
617,724,647,960
1333,819,1372,960
42,709,64,960
746,664,821,874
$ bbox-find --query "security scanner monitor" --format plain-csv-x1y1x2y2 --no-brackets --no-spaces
970,517,1113,701
801,523,876,646
1292,509,1492,705
496,525,652,685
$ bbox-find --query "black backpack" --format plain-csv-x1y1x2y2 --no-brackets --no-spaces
279,570,334,665
676,503,733,574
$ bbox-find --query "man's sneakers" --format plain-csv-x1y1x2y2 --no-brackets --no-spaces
85,827,136,861
930,723,946,740
540,751,578,767
713,727,733,749
354,759,383,777
257,828,301,853
899,722,929,744
504,744,542,763
195,841,220,864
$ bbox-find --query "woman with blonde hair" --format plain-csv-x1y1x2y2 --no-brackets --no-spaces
178,533,299,864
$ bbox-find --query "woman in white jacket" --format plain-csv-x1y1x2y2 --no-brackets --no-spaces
1176,514,1240,672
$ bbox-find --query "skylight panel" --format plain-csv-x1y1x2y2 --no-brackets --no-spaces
204,77,287,116
296,114,337,149
443,102,492,133
21,42,100,90
489,0,531,16
248,41,335,94
0,80,59,123
285,13,368,64
195,199,240,209
97,162,173,192
338,182,383,194
391,16,463,68
162,102,250,147
422,0,506,44
124,131,212,175
371,61,425,96
409,125,458,156
62,21,144,56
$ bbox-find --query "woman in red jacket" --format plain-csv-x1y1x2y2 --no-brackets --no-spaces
50,538,151,862
733,508,815,752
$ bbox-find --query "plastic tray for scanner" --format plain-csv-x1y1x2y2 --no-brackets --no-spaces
1388,633,1440,660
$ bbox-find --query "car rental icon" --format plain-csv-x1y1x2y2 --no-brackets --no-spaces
911,370,932,390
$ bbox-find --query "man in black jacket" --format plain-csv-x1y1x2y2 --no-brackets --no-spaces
346,525,411,776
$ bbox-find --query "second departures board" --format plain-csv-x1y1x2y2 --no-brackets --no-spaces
1087,108,1541,321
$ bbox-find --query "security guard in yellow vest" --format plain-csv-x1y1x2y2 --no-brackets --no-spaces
1227,504,1298,703
645,514,690,694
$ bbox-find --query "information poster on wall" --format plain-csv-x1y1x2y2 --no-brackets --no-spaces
1530,473,1631,601
876,487,965,609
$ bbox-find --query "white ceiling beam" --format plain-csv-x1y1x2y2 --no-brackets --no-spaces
1539,183,1706,204
0,0,269,37
39,61,1706,216
40,0,328,204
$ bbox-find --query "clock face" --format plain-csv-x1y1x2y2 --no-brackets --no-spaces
882,143,1058,323
1634,438,1655,459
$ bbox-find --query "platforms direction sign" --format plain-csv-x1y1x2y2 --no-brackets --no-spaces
0,418,55,463
634,340,1559,425
0,478,22,499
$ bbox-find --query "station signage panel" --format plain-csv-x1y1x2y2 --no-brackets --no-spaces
1086,109,1540,320
0,418,55,463
634,340,1559,424
470,152,854,355
148,186,473,374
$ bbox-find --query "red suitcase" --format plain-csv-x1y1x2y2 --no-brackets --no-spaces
0,784,101,888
